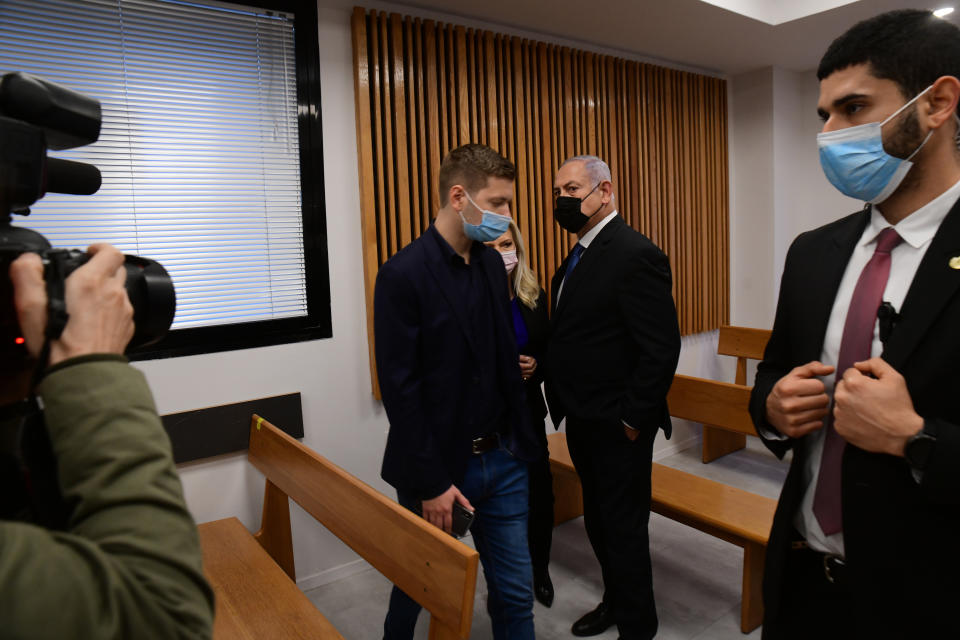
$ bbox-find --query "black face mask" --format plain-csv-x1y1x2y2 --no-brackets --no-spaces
553,182,603,233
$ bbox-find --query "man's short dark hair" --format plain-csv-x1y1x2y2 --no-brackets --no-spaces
817,9,960,113
438,144,515,198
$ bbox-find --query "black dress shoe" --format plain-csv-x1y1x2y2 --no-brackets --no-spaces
533,570,554,607
572,602,615,637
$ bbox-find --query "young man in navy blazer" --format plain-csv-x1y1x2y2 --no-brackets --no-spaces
375,144,540,640
751,10,960,639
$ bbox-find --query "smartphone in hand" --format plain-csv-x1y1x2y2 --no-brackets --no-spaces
413,501,475,538
450,502,475,538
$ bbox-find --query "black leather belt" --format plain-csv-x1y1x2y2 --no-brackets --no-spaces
792,540,847,585
471,433,500,455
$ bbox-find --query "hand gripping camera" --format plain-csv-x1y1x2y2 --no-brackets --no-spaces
0,72,175,369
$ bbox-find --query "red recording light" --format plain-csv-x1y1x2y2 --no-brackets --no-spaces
15,337,25,345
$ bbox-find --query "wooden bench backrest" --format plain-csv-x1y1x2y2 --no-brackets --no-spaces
717,325,771,360
717,325,772,385
247,416,478,640
667,374,755,436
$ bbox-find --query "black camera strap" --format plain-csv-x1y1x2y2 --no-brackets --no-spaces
28,251,71,389
44,250,70,341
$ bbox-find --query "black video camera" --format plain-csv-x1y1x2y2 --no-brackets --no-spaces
0,72,175,369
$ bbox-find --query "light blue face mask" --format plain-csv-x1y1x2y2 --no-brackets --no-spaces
817,85,934,203
459,190,512,242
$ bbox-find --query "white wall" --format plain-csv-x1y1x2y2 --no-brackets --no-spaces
133,1,743,589
728,66,859,330
729,67,776,327
771,68,860,295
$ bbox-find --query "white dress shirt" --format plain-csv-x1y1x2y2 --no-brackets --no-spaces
794,178,960,556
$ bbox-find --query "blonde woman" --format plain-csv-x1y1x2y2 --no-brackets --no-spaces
485,220,555,607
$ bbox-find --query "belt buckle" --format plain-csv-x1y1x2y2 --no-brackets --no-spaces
471,433,499,454
822,554,845,584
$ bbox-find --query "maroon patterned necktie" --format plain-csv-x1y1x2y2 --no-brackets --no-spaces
812,227,903,536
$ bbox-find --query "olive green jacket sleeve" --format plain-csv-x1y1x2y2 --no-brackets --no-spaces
0,356,214,639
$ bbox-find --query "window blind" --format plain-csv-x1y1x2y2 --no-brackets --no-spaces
0,0,306,330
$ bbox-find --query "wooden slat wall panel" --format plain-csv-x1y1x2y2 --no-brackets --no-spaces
351,8,380,397
352,8,730,392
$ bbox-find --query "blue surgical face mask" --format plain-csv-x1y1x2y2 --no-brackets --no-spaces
459,190,512,242
817,85,934,203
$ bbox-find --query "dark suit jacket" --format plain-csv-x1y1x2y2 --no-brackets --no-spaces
517,288,549,426
545,216,680,435
374,226,539,500
750,203,960,637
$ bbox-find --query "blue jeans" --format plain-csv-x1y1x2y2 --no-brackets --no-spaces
383,447,534,640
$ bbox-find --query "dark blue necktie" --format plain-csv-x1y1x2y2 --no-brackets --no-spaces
563,243,584,284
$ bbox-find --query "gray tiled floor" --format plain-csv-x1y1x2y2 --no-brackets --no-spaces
305,437,788,639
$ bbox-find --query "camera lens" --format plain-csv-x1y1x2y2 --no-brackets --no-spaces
122,255,176,348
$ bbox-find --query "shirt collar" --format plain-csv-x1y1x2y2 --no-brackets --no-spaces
867,177,960,249
428,224,481,264
579,210,619,248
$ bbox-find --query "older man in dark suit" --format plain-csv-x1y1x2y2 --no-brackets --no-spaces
545,155,680,640
751,10,960,639
374,144,540,640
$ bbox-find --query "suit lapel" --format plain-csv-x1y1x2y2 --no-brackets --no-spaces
882,200,960,370
479,248,512,338
550,259,566,316
422,232,481,360
801,209,871,361
552,217,622,321
479,248,525,411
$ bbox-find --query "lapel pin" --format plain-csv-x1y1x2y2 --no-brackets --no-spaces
951,256,960,270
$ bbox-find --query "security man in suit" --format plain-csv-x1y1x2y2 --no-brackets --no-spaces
545,155,680,640
750,10,960,639
374,144,540,640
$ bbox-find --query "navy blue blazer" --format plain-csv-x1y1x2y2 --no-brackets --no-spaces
374,225,538,499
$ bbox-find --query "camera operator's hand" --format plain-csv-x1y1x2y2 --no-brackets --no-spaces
11,244,134,365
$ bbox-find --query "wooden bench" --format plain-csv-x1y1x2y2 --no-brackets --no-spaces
548,431,776,634
702,325,771,462
199,415,479,639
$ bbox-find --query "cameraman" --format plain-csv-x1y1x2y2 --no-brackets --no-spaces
0,245,214,638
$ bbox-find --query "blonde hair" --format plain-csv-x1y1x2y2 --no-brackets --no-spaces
508,220,541,310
